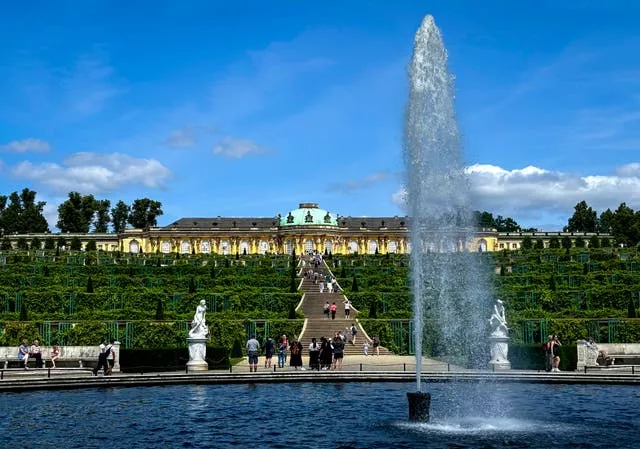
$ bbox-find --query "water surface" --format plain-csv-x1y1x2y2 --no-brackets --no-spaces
1,382,638,448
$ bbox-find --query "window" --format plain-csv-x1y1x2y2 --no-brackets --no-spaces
180,240,191,254
200,240,211,254
259,240,269,255
285,239,294,255
220,240,230,255
129,240,139,254
161,241,171,254
324,240,333,253
368,240,378,254
388,240,398,253
349,240,358,254
240,240,249,254
305,239,313,253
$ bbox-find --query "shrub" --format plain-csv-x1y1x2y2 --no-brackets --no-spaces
0,322,41,346
85,240,97,252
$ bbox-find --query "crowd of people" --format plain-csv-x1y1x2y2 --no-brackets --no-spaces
247,330,381,372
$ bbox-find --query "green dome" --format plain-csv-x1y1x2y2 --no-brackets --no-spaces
280,203,338,226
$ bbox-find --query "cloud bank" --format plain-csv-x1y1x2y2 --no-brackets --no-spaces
12,152,172,194
1,138,51,153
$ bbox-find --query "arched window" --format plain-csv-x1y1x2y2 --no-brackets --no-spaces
304,239,314,253
324,239,333,254
161,240,171,254
388,240,398,254
259,240,269,255
180,240,191,254
201,240,211,254
478,239,487,252
129,240,139,254
220,240,230,255
368,240,378,254
349,240,358,254
240,240,249,254
285,239,294,255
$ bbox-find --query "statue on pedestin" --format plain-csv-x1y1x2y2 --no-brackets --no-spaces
189,300,209,339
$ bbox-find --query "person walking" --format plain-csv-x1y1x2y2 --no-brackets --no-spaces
105,339,115,375
350,324,358,345
92,339,110,376
330,302,337,320
344,299,351,319
246,334,260,372
323,301,330,320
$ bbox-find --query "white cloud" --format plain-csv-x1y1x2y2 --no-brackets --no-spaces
327,171,391,193
392,162,640,218
212,137,267,159
11,152,172,194
165,128,197,148
0,138,51,153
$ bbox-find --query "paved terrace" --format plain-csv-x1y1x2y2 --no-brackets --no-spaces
1,355,639,392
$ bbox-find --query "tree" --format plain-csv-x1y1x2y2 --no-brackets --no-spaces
574,237,585,248
549,276,556,291
628,297,638,319
0,188,49,234
70,236,82,251
188,277,196,294
155,297,165,320
561,236,572,250
128,198,163,229
85,240,97,251
598,208,615,233
566,201,598,232
56,192,97,233
473,211,495,229
19,303,28,321
86,276,94,293
111,201,131,233
93,199,111,233
16,237,29,250
30,236,42,250
610,203,640,247
44,237,55,250
549,237,560,249
351,277,359,292
493,215,521,232
588,236,600,249
601,237,611,248
521,236,533,250
0,237,11,250
534,239,545,250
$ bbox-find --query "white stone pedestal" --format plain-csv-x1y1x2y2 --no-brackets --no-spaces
488,335,511,371
187,337,208,372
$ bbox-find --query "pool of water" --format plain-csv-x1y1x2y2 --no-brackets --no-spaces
1,382,639,448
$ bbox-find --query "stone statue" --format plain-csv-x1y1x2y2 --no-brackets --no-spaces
488,299,511,370
189,300,209,338
489,299,508,338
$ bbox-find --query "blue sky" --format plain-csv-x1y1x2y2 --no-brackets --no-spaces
1,1,639,230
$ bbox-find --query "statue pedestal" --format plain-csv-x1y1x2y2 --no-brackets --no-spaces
187,337,208,372
488,335,511,371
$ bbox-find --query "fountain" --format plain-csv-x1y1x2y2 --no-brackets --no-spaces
404,15,497,420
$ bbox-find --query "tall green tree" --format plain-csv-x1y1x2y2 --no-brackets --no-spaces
111,200,130,233
128,198,163,229
0,188,49,234
93,199,111,233
597,208,615,233
566,201,598,232
56,192,97,233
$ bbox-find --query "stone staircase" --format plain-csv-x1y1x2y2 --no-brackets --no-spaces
297,258,390,355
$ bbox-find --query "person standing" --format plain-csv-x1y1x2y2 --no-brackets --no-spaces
277,335,288,368
92,339,109,376
330,302,337,320
372,336,380,356
350,324,358,345
290,340,303,370
551,335,562,372
264,337,275,369
246,334,260,372
543,335,553,372
323,301,330,320
309,338,320,370
332,336,344,370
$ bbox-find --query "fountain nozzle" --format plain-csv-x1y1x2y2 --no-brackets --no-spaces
407,392,431,422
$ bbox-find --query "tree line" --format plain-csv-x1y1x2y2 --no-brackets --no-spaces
564,201,640,247
0,188,163,235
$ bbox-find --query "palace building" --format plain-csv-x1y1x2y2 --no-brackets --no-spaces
3,203,610,255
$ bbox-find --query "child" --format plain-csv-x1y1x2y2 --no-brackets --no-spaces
363,342,369,356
